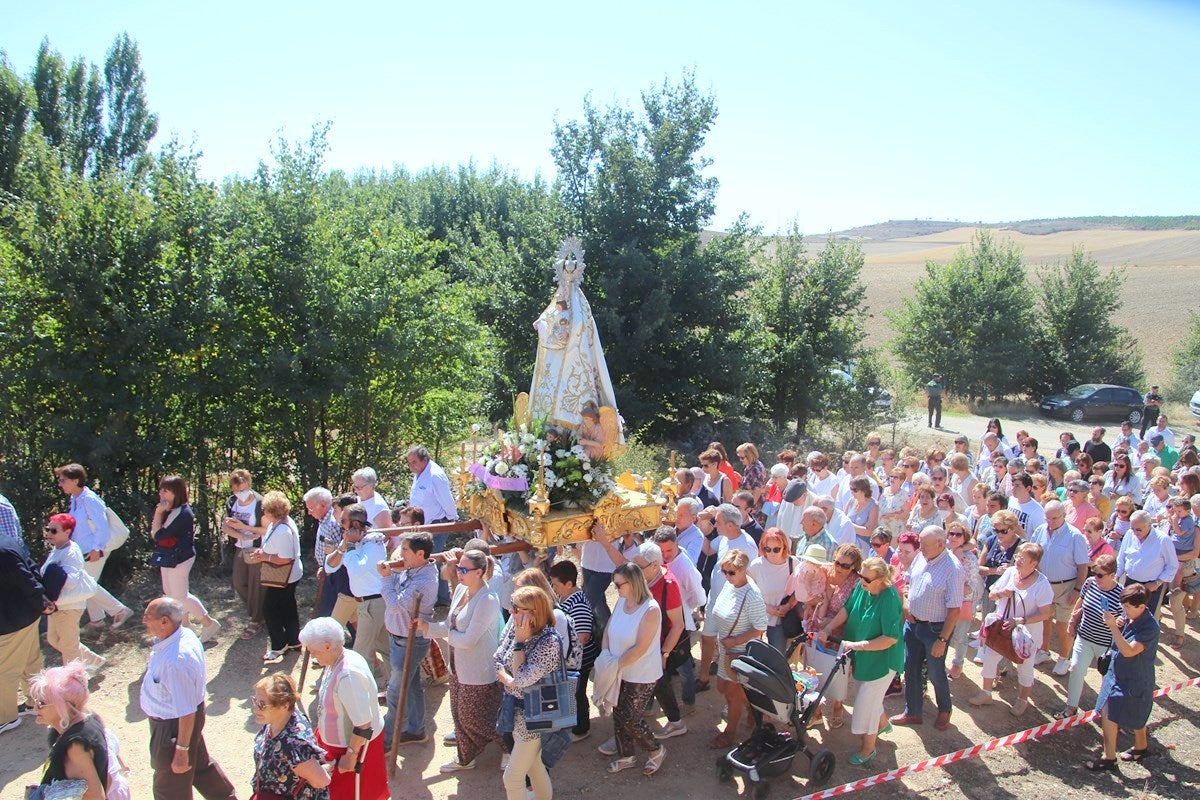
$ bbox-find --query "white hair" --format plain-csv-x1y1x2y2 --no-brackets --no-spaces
676,496,701,516
637,541,664,565
919,524,947,544
802,506,827,523
715,503,742,527
352,467,378,486
769,463,789,479
814,495,835,511
303,486,333,505
299,617,349,649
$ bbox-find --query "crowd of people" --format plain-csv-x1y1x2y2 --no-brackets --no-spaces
0,422,1197,797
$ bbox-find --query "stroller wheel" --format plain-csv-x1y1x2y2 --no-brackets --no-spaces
715,758,733,783
808,749,836,784
752,780,770,800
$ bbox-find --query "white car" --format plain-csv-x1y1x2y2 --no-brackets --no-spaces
1190,388,1200,420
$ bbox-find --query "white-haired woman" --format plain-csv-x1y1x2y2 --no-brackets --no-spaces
299,618,387,800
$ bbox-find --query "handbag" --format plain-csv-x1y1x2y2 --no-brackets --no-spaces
982,592,1027,665
655,579,692,673
258,522,295,589
150,547,180,569
778,557,807,641
719,591,750,678
104,504,130,551
521,629,579,732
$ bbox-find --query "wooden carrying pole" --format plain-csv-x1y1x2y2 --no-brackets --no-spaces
386,591,423,776
296,566,327,695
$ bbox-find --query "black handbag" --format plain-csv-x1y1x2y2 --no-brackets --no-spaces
150,547,180,569
522,630,579,732
779,557,807,641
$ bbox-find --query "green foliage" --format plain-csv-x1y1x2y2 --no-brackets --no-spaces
1025,248,1144,396
0,52,32,191
1167,312,1200,403
889,231,1039,403
746,224,869,434
552,76,760,434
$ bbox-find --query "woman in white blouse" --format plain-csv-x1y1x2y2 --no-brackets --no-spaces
418,549,503,774
708,549,767,750
249,491,303,661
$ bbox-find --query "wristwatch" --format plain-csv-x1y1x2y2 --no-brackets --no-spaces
936,636,948,644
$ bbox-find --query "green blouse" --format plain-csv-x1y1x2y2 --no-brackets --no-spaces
841,584,904,681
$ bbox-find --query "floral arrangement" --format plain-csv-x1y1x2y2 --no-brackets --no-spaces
469,418,615,511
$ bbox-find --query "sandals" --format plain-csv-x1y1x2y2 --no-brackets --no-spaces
1120,748,1152,763
829,709,845,729
1169,637,1184,651
607,756,637,774
239,624,260,640
1084,757,1118,772
695,679,711,693
643,746,666,776
1052,706,1078,720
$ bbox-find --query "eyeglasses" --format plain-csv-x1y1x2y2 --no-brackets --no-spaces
30,698,47,709
993,525,1010,533
250,697,268,711
456,565,480,575
762,546,784,554
1067,489,1082,495
341,522,364,532
947,531,966,538
44,527,64,534
721,569,739,577
834,561,855,570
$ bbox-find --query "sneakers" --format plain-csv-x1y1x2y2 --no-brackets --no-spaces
1009,698,1029,716
443,731,458,745
969,691,994,706
85,655,107,676
598,736,618,756
570,730,591,743
654,721,688,741
397,730,428,746
439,759,475,773
199,619,222,643
110,607,134,630
1033,649,1051,666
0,717,20,735
1052,658,1070,676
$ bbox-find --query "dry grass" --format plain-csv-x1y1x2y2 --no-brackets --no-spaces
850,226,1200,382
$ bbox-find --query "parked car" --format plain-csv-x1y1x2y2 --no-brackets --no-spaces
1190,388,1200,420
829,368,893,412
1038,384,1144,424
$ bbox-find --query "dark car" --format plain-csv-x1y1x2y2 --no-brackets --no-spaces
1038,384,1144,424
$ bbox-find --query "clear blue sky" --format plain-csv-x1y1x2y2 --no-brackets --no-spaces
3,0,1197,233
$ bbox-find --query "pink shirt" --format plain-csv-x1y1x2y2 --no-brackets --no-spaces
1068,502,1100,531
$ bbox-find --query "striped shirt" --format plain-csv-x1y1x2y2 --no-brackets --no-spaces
1077,577,1124,648
139,626,207,720
381,561,438,637
0,493,22,550
318,649,384,747
906,549,964,623
559,590,599,664
313,509,342,566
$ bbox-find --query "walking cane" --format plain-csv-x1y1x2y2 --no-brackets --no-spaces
354,735,367,800
386,591,423,777
297,566,327,696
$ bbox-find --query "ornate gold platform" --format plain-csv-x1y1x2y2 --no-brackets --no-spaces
465,485,668,550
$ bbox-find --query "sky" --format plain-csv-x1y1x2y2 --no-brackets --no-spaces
3,0,1198,233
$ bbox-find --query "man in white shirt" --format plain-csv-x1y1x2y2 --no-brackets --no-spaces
805,452,838,498
1144,413,1175,448
1008,473,1045,537
815,495,856,548
325,504,390,688
1114,420,1141,452
139,597,236,800
406,445,459,606
55,463,133,630
836,454,880,506
351,467,391,528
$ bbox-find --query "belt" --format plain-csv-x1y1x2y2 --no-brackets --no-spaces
430,517,453,525
391,633,408,643
910,617,945,625
1049,578,1075,585
354,593,382,602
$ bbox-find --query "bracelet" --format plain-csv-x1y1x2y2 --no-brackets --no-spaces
175,744,189,751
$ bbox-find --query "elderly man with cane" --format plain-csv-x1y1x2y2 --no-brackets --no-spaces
378,531,438,752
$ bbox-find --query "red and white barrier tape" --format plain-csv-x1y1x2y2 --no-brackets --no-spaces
793,676,1200,800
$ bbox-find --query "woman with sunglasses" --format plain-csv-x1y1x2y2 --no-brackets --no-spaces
944,521,982,679
748,528,799,652
974,511,1023,666
971,542,1053,715
699,448,733,504
1086,582,1160,771
28,661,125,800
599,562,667,776
1057,554,1124,720
1103,454,1142,502
1083,517,1114,564
249,672,331,800
416,549,502,774
816,557,904,766
805,544,863,728
708,550,767,749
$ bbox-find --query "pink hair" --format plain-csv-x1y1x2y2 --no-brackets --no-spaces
29,661,90,729
48,512,77,533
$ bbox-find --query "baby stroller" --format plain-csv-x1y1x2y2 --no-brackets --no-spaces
716,636,848,799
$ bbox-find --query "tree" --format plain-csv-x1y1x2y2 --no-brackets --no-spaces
1167,311,1200,403
552,75,758,435
889,231,1039,402
0,53,32,191
1025,248,1144,396
747,224,868,434
100,33,158,176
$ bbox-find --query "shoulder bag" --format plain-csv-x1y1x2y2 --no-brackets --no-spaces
779,557,807,641
522,629,580,732
719,590,750,677
259,522,296,589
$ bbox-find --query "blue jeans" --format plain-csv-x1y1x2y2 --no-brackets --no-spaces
386,635,431,743
582,567,613,635
316,570,338,619
903,620,951,717
766,625,786,653
431,533,451,605
678,644,697,706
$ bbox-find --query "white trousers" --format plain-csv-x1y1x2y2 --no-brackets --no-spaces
159,556,210,621
82,555,128,622
850,670,895,736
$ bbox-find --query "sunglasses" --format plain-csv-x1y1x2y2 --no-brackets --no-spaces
857,572,876,582
341,523,365,532
613,581,628,589
250,697,268,711
993,525,1010,533
834,561,855,570
44,527,64,534
762,546,784,554
947,531,966,538
456,565,480,575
